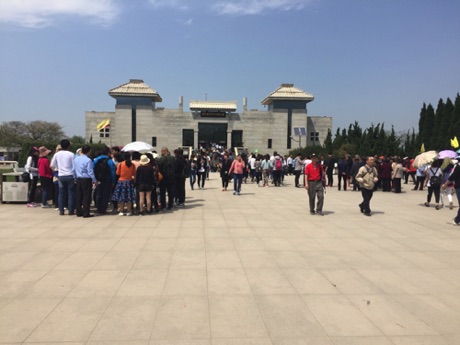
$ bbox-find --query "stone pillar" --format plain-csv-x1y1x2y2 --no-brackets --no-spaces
194,130,199,149
227,131,232,148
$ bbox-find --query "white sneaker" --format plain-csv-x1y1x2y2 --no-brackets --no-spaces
118,212,124,216
453,219,459,226
126,212,132,216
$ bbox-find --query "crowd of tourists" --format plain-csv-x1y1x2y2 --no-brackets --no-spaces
23,139,460,224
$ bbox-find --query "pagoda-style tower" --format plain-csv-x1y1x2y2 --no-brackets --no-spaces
261,83,314,149
108,79,162,142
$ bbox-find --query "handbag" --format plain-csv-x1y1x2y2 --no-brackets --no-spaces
157,171,163,182
22,172,31,183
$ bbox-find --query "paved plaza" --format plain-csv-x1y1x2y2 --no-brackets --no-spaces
1,174,460,345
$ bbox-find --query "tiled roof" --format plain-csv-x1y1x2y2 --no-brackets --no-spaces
108,79,162,102
261,83,314,105
189,101,237,111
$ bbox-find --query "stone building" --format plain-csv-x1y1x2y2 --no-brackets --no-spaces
85,79,332,155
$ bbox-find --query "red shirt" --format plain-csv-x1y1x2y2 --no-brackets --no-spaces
304,162,323,181
38,157,53,178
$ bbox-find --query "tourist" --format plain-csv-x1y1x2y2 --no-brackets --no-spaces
445,162,460,225
272,152,283,187
50,139,76,216
219,153,232,191
37,146,53,208
174,148,186,207
93,146,117,215
413,166,425,191
196,155,207,189
392,157,404,193
379,158,392,192
424,160,442,209
229,154,246,195
337,155,348,191
189,155,197,190
136,154,155,214
158,147,176,210
324,153,336,187
304,154,325,215
350,155,363,191
441,159,454,209
261,154,272,187
74,145,96,218
112,152,136,216
355,156,379,216
294,153,303,188
25,146,39,207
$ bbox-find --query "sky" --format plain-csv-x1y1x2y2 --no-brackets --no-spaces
0,0,459,138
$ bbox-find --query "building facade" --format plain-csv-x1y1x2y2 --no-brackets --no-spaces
85,79,332,155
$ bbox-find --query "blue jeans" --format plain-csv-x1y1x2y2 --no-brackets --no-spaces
233,173,243,193
58,175,75,214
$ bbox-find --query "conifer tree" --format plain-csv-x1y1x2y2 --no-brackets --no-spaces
422,104,435,149
451,93,460,139
433,98,445,149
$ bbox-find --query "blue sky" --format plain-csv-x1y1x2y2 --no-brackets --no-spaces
0,0,459,138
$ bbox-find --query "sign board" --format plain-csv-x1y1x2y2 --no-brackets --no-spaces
200,111,227,118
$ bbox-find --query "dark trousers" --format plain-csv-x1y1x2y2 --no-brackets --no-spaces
273,170,282,186
95,179,111,213
28,176,38,203
221,174,230,189
294,170,302,187
381,178,391,192
338,174,347,190
150,185,160,211
197,171,206,188
76,178,92,216
414,176,424,190
393,178,402,193
427,185,440,203
40,176,53,205
327,171,334,186
360,188,373,214
175,177,185,204
160,180,175,209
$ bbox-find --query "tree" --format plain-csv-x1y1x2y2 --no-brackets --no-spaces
26,121,65,141
422,104,435,149
452,93,460,139
323,129,332,153
0,121,28,147
0,120,65,147
433,98,445,149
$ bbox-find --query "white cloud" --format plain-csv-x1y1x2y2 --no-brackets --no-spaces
213,0,314,15
0,0,120,28
148,0,189,11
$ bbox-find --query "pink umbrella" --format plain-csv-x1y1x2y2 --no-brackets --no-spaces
438,150,457,159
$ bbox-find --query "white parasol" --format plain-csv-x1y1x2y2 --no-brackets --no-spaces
121,141,154,153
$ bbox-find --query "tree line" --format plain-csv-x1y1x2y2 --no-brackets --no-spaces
289,92,460,159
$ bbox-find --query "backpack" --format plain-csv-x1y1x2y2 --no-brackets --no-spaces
94,158,110,182
275,159,282,170
429,168,441,187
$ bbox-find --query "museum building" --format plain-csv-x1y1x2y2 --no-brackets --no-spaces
85,79,332,155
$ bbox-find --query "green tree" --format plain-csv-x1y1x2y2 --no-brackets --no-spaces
323,129,333,153
433,98,445,149
452,93,460,141
443,97,455,145
0,120,65,147
422,104,435,150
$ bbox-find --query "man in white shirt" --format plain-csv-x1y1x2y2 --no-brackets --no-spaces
51,139,76,216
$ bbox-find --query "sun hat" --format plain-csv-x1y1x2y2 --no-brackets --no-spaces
140,154,150,165
38,146,51,156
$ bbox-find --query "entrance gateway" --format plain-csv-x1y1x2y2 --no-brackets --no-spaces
187,101,243,149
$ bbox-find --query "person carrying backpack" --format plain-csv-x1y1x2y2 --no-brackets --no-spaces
93,146,116,214
273,153,283,187
424,160,442,210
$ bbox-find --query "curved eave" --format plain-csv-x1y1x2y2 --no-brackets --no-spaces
261,96,314,105
108,92,163,102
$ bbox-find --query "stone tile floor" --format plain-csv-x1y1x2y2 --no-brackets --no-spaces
1,174,460,345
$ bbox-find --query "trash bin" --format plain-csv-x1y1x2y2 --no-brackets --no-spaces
1,172,28,203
